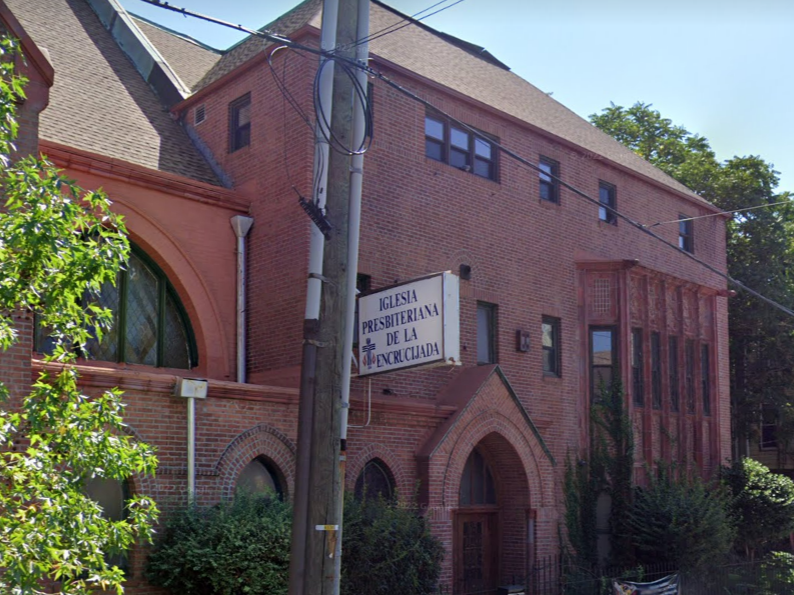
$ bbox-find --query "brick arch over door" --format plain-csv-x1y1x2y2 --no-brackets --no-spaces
439,410,551,509
214,423,296,500
346,443,408,499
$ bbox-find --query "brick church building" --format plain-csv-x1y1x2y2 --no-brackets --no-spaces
2,0,731,592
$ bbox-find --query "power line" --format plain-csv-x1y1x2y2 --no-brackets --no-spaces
647,200,792,228
341,0,466,50
141,0,794,320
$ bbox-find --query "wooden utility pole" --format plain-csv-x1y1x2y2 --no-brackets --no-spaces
296,0,367,594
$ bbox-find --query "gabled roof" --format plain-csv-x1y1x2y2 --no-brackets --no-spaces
131,14,221,92
6,0,219,185
146,0,711,206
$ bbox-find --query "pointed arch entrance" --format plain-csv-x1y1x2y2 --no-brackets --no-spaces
453,432,531,595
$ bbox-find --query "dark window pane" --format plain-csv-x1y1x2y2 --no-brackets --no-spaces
761,404,778,449
236,458,280,496
85,278,121,362
599,183,616,223
669,336,680,412
163,292,190,369
473,158,492,179
685,340,696,413
426,139,444,161
354,459,395,501
450,147,470,170
84,477,130,571
542,317,561,376
460,456,472,506
701,344,711,416
539,158,559,203
124,255,159,366
477,303,496,364
651,332,662,409
425,116,444,140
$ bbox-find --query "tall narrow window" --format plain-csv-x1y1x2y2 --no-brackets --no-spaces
542,316,561,377
477,302,497,365
701,344,711,416
425,115,445,162
651,332,662,410
84,477,131,571
679,216,694,253
685,339,696,413
539,157,560,203
599,181,617,224
354,459,396,502
761,404,779,450
229,93,251,152
590,327,617,400
668,336,680,412
632,328,644,407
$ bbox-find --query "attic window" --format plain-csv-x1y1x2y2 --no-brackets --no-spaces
195,104,206,126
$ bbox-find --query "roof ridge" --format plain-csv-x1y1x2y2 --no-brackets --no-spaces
223,0,321,53
129,12,222,54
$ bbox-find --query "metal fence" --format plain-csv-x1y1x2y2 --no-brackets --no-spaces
431,556,794,595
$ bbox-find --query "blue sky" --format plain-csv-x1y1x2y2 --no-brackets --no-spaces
123,0,793,193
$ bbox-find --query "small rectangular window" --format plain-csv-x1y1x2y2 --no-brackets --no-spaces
632,328,644,407
679,216,694,253
598,181,617,224
701,343,711,416
541,316,561,377
424,113,497,181
685,339,696,414
477,302,497,365
590,326,617,401
668,336,680,412
651,332,662,410
229,93,251,152
539,157,559,203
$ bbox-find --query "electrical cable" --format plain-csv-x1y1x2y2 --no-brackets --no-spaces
312,55,374,155
141,0,794,319
340,0,466,51
647,200,792,228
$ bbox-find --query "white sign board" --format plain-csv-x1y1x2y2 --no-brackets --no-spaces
358,272,460,376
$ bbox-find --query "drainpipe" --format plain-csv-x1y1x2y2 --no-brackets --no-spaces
230,216,254,383
175,378,208,503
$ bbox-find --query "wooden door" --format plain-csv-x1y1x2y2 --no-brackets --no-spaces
454,511,499,595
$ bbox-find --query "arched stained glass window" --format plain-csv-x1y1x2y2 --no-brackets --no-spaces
354,458,395,502
35,245,197,369
459,448,496,506
236,457,283,498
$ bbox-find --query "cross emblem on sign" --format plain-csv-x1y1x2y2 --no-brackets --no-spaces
361,338,376,369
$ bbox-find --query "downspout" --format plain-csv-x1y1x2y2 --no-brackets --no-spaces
230,216,254,383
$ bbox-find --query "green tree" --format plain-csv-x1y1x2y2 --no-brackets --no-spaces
591,102,794,452
0,38,158,594
722,458,794,559
628,469,736,571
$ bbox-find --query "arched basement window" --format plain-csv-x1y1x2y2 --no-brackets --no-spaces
236,457,283,498
459,448,496,506
354,458,395,502
36,245,197,369
84,477,131,571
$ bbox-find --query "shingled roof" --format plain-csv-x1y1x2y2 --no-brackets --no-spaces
159,0,708,205
6,0,219,185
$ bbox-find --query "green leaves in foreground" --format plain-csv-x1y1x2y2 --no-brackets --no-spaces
0,36,158,594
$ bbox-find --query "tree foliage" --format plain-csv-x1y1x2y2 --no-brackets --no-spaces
0,37,158,594
722,457,794,558
628,469,736,571
591,101,794,448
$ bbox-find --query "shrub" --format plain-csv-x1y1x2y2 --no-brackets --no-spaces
146,493,443,595
145,493,292,595
721,457,794,559
628,469,736,570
